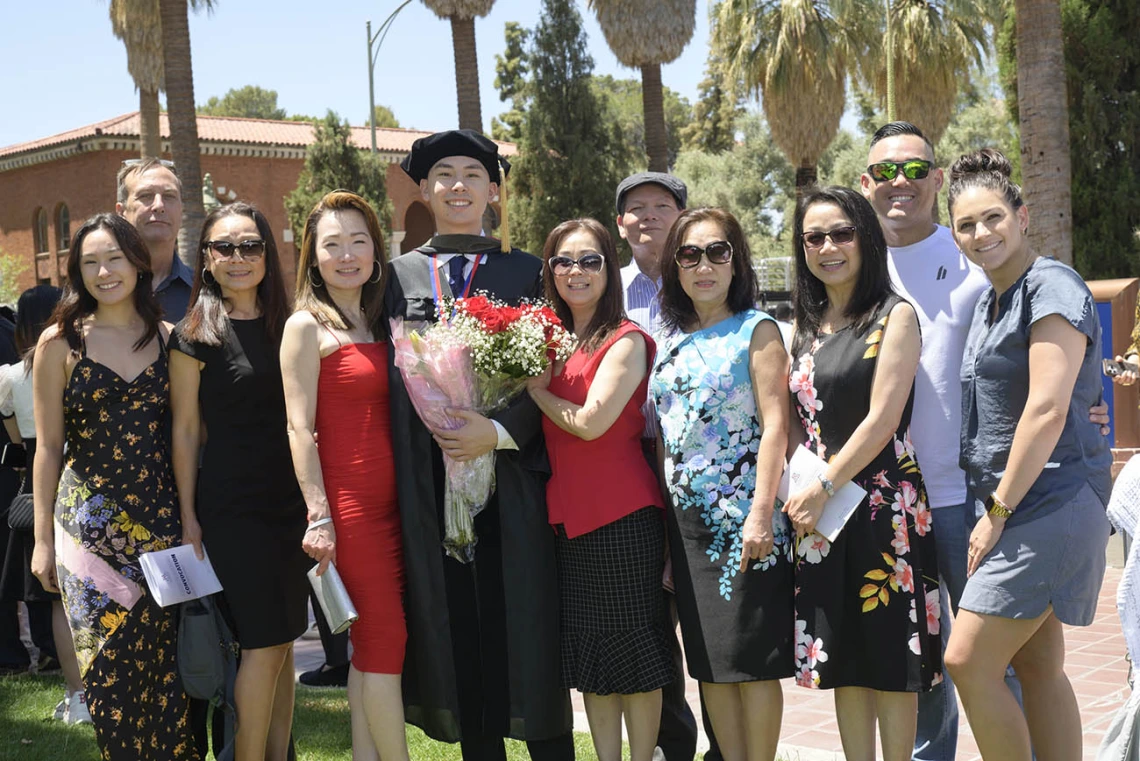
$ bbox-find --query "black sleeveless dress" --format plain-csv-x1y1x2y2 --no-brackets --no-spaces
788,295,942,692
54,334,198,760
169,317,308,648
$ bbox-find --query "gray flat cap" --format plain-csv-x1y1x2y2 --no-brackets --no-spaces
615,172,688,214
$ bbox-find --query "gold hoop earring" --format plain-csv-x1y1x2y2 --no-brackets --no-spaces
202,267,217,287
307,268,325,289
369,260,382,284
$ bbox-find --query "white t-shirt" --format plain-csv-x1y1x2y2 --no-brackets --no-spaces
0,362,35,439
888,225,988,509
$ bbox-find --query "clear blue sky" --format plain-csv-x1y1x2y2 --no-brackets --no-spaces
1,0,716,149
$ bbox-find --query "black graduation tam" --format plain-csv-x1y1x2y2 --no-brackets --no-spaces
400,129,510,184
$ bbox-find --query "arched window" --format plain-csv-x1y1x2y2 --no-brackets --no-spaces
57,204,71,252
33,208,48,253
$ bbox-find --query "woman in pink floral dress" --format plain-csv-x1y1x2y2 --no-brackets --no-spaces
782,187,940,761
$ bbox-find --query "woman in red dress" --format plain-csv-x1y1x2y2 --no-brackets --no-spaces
281,191,408,761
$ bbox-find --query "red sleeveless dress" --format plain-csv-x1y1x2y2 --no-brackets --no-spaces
314,341,406,674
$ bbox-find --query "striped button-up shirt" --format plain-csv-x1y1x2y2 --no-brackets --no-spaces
621,262,662,338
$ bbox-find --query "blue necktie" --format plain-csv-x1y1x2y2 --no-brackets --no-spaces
448,255,468,297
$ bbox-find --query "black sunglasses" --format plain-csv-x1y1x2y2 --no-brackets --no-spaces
802,226,857,250
676,241,733,269
867,159,933,183
204,239,266,261
549,253,605,275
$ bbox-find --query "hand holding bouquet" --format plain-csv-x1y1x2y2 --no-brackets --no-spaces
391,294,574,562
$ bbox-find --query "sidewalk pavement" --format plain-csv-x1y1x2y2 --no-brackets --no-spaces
295,537,1133,760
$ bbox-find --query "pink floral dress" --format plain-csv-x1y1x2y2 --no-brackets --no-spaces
789,295,941,691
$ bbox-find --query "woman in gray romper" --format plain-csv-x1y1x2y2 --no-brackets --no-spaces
943,148,1112,761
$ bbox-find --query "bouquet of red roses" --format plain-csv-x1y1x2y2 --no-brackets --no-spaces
391,294,574,562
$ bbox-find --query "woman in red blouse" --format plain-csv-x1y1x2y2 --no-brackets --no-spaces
527,218,673,761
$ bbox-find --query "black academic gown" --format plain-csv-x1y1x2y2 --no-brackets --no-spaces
385,235,572,744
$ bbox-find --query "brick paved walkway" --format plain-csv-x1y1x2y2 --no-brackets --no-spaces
296,560,1131,760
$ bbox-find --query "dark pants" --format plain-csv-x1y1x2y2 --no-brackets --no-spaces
656,594,721,761
310,588,349,667
459,732,575,761
0,598,54,668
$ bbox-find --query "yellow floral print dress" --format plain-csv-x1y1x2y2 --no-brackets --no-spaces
54,340,198,760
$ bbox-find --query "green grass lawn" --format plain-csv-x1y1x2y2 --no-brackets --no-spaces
0,674,604,761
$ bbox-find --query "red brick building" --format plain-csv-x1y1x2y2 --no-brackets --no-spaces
0,112,513,296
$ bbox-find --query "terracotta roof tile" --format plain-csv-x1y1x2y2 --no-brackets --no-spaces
0,112,517,159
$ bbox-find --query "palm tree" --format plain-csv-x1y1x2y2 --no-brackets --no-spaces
421,1,496,132
864,0,995,144
158,0,212,266
587,0,697,172
109,0,164,158
714,0,848,193
1013,0,1072,264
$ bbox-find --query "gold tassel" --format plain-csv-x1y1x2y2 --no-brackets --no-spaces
499,171,510,253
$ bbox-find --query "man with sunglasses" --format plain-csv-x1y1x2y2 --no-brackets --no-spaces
115,158,193,321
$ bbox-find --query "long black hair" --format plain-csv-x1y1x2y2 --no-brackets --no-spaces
15,285,63,371
53,213,162,353
791,186,894,355
179,202,290,347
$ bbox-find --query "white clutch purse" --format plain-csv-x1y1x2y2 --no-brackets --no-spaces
306,562,359,635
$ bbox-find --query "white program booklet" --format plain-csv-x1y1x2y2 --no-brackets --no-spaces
139,545,224,607
777,446,867,543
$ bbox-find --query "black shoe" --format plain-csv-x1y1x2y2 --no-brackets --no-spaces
299,663,349,688
0,662,30,676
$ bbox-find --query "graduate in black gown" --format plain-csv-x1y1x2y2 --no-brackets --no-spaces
385,130,573,761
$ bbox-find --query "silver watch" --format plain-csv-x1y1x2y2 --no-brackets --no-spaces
817,473,835,497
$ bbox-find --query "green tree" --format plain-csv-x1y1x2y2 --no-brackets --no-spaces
1000,0,1138,276
491,21,531,142
679,53,745,154
714,0,849,194
0,251,29,304
509,0,623,254
421,0,496,131
109,0,165,158
284,112,390,244
199,85,287,119
586,0,698,171
366,105,401,129
592,75,691,173
674,113,796,258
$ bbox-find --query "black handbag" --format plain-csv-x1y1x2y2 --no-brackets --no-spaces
7,492,33,531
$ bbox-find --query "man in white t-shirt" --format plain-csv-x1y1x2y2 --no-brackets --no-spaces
861,122,1012,761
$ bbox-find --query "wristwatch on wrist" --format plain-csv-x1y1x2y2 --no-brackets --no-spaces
984,493,1013,519
817,473,835,497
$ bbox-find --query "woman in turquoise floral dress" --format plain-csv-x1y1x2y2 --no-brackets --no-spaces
783,187,940,761
651,208,794,761
30,214,198,761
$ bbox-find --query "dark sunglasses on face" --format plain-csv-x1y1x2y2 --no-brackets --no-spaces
867,159,933,183
549,253,605,275
802,226,857,250
675,240,733,269
204,239,266,261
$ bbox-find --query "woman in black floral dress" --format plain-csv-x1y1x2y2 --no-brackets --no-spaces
30,214,198,761
783,188,940,761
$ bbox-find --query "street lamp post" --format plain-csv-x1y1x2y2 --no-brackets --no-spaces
368,0,414,154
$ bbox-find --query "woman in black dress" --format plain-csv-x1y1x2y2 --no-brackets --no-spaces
170,203,307,761
783,187,939,761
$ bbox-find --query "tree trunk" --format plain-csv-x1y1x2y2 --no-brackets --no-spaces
641,63,668,172
1015,0,1072,265
139,87,162,159
159,0,204,268
450,16,483,133
795,164,818,197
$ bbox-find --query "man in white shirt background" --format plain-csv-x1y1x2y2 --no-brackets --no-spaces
861,121,1017,761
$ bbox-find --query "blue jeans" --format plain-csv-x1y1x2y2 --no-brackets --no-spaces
913,501,1025,761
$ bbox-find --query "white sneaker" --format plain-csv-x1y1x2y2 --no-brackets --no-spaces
52,693,69,721
64,691,93,725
